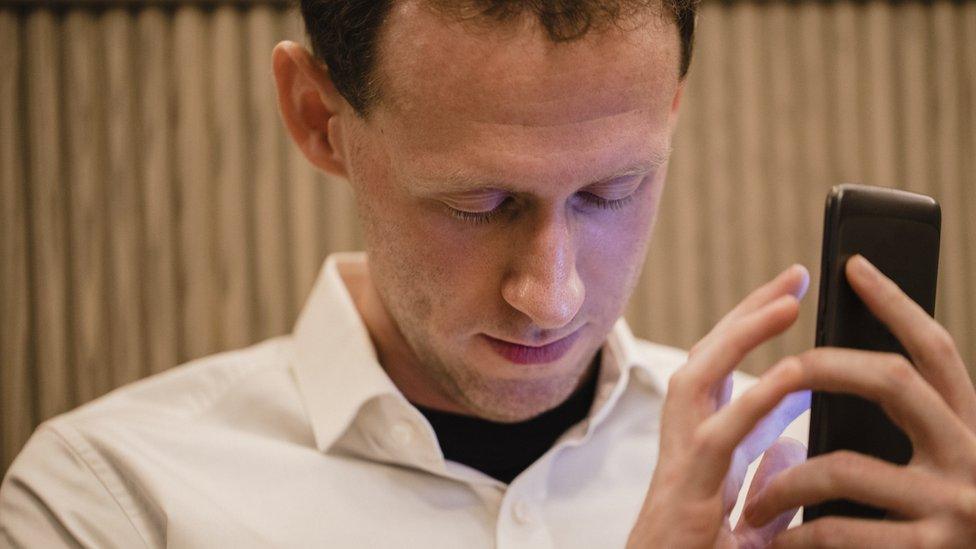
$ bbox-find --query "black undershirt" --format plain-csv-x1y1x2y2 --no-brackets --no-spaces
412,352,600,484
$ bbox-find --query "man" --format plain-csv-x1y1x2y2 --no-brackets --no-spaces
3,0,975,547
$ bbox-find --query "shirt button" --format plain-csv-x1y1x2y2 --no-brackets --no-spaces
391,422,414,446
512,499,534,526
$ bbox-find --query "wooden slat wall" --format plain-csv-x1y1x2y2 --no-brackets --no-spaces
0,1,973,473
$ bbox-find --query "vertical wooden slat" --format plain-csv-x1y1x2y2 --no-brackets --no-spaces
282,9,326,317
830,3,863,183
26,10,73,419
174,7,217,360
0,9,35,472
796,3,832,353
64,10,110,403
896,5,932,203
213,5,254,349
731,3,771,373
137,8,180,375
698,3,735,333
731,2,766,287
931,3,967,358
248,5,291,336
104,8,145,386
765,3,806,361
962,4,976,369
863,1,896,188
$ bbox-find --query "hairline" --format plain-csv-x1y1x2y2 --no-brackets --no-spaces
350,0,688,120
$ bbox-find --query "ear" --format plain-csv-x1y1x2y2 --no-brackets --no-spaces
272,40,350,178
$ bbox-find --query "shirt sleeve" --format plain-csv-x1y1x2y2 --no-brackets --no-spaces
0,425,148,548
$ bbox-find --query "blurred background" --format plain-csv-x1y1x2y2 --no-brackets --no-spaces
1,0,974,474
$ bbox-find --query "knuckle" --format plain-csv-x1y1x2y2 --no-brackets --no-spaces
690,426,723,459
926,325,958,363
882,354,918,393
819,451,871,494
776,356,805,384
829,450,863,470
798,347,822,367
823,452,857,486
716,330,750,361
667,369,691,395
761,467,790,500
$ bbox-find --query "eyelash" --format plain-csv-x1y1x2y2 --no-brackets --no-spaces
449,193,635,225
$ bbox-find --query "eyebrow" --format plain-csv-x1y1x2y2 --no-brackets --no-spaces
416,145,673,194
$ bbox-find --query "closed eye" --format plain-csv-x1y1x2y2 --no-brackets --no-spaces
575,192,635,211
447,197,513,225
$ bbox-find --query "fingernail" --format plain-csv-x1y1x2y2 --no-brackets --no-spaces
793,265,810,300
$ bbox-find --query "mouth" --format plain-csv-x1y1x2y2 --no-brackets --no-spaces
483,329,581,365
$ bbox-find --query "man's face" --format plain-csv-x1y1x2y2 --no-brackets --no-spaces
338,2,682,422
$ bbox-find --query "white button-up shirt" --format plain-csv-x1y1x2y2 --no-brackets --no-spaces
0,252,807,548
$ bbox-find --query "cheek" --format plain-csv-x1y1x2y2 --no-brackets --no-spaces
364,190,502,326
579,178,664,304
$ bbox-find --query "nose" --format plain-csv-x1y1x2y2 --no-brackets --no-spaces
501,212,585,330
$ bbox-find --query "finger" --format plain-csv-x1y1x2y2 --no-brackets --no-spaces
691,264,810,358
679,296,801,395
722,389,810,506
737,388,810,467
745,451,951,527
846,255,976,428
793,347,973,456
722,390,809,518
734,437,807,543
692,356,805,491
771,516,933,549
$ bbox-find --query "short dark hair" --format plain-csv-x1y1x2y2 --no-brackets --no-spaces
299,0,700,117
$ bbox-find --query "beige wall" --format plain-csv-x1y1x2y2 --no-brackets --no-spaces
1,1,974,472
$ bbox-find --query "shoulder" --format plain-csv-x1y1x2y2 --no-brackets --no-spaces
0,335,309,546
36,334,313,456
66,335,294,423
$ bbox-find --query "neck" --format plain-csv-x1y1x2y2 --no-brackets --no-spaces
342,261,470,415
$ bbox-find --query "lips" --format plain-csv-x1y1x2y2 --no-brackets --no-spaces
484,329,581,365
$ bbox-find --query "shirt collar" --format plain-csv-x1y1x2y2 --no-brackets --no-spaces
290,252,403,453
290,252,668,455
604,317,669,395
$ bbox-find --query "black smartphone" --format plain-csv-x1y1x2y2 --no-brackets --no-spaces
804,184,941,522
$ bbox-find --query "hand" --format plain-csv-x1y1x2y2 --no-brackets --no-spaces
627,264,814,549
742,255,976,547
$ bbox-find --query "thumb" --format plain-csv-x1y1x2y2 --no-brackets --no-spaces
732,436,807,546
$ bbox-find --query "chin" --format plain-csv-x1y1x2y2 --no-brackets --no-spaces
453,356,588,422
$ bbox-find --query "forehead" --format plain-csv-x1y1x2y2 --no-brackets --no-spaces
370,1,681,182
